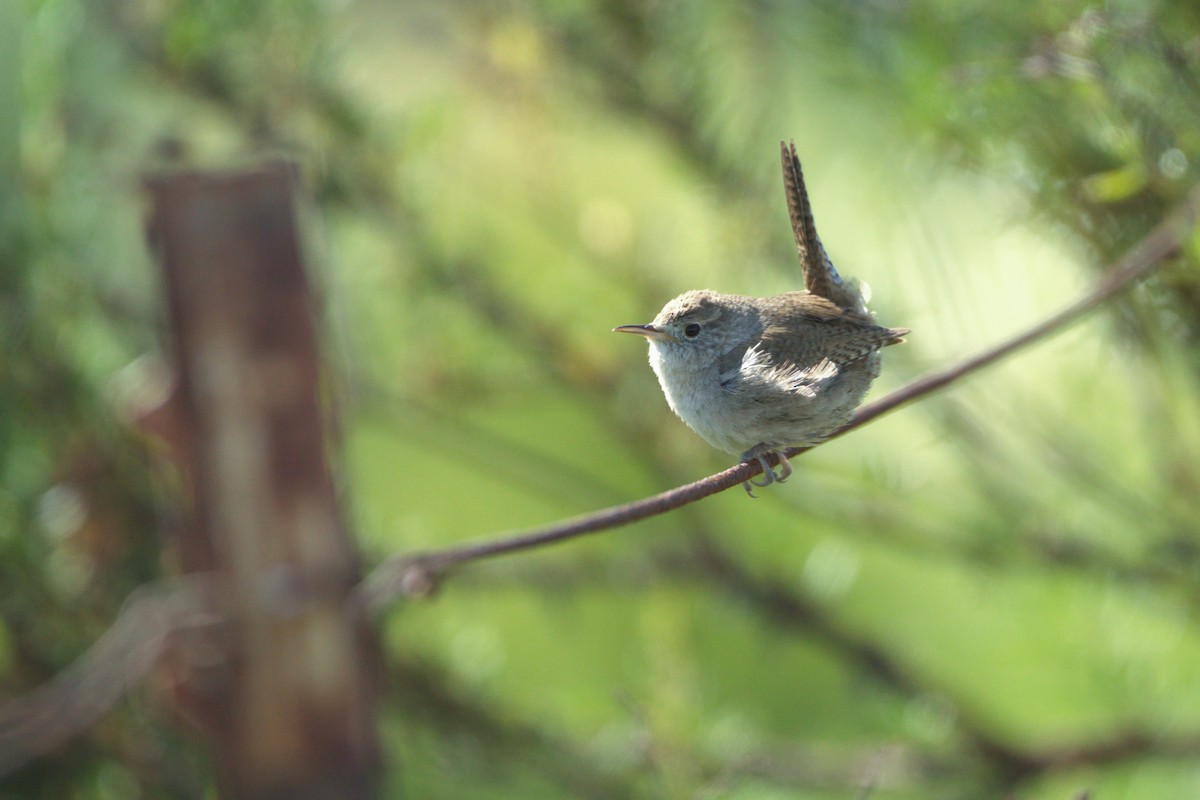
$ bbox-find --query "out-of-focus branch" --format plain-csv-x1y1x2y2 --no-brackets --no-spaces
362,185,1200,606
0,577,209,777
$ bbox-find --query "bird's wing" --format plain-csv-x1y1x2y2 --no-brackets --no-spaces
722,345,840,399
757,292,904,369
749,349,839,398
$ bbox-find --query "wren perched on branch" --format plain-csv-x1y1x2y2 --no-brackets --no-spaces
616,141,910,495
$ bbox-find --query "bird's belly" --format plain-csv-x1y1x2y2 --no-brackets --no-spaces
662,381,759,455
654,355,880,456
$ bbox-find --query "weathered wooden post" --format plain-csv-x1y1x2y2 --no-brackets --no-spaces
145,165,380,798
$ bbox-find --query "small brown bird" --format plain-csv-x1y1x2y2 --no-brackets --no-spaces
616,141,909,494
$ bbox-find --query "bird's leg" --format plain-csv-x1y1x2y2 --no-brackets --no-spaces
773,451,793,483
750,453,778,486
741,445,787,495
741,458,774,496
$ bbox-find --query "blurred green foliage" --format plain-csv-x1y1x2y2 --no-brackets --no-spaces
3,0,1200,798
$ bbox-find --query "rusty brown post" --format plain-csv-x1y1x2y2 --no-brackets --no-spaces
145,165,380,798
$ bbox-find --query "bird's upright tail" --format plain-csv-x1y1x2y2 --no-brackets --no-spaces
780,140,866,314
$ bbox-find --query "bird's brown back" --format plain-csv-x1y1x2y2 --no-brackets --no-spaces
757,291,908,370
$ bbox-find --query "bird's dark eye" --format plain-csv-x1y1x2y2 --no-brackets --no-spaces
684,323,702,338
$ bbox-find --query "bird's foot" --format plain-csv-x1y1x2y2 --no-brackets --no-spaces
774,451,794,482
740,447,792,496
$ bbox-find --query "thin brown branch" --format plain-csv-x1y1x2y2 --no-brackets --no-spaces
363,186,1200,606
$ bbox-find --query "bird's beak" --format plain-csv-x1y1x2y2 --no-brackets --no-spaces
613,324,676,342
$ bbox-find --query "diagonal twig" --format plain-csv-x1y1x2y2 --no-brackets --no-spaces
361,186,1200,608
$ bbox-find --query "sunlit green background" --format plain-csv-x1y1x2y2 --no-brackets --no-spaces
4,1,1200,798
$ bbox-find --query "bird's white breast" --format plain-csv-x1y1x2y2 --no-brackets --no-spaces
648,342,749,455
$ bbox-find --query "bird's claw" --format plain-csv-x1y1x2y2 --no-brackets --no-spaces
740,449,793,496
773,451,794,482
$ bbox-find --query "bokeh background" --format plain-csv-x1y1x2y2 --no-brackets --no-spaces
4,0,1200,798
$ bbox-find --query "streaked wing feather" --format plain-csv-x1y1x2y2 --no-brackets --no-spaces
757,293,901,370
